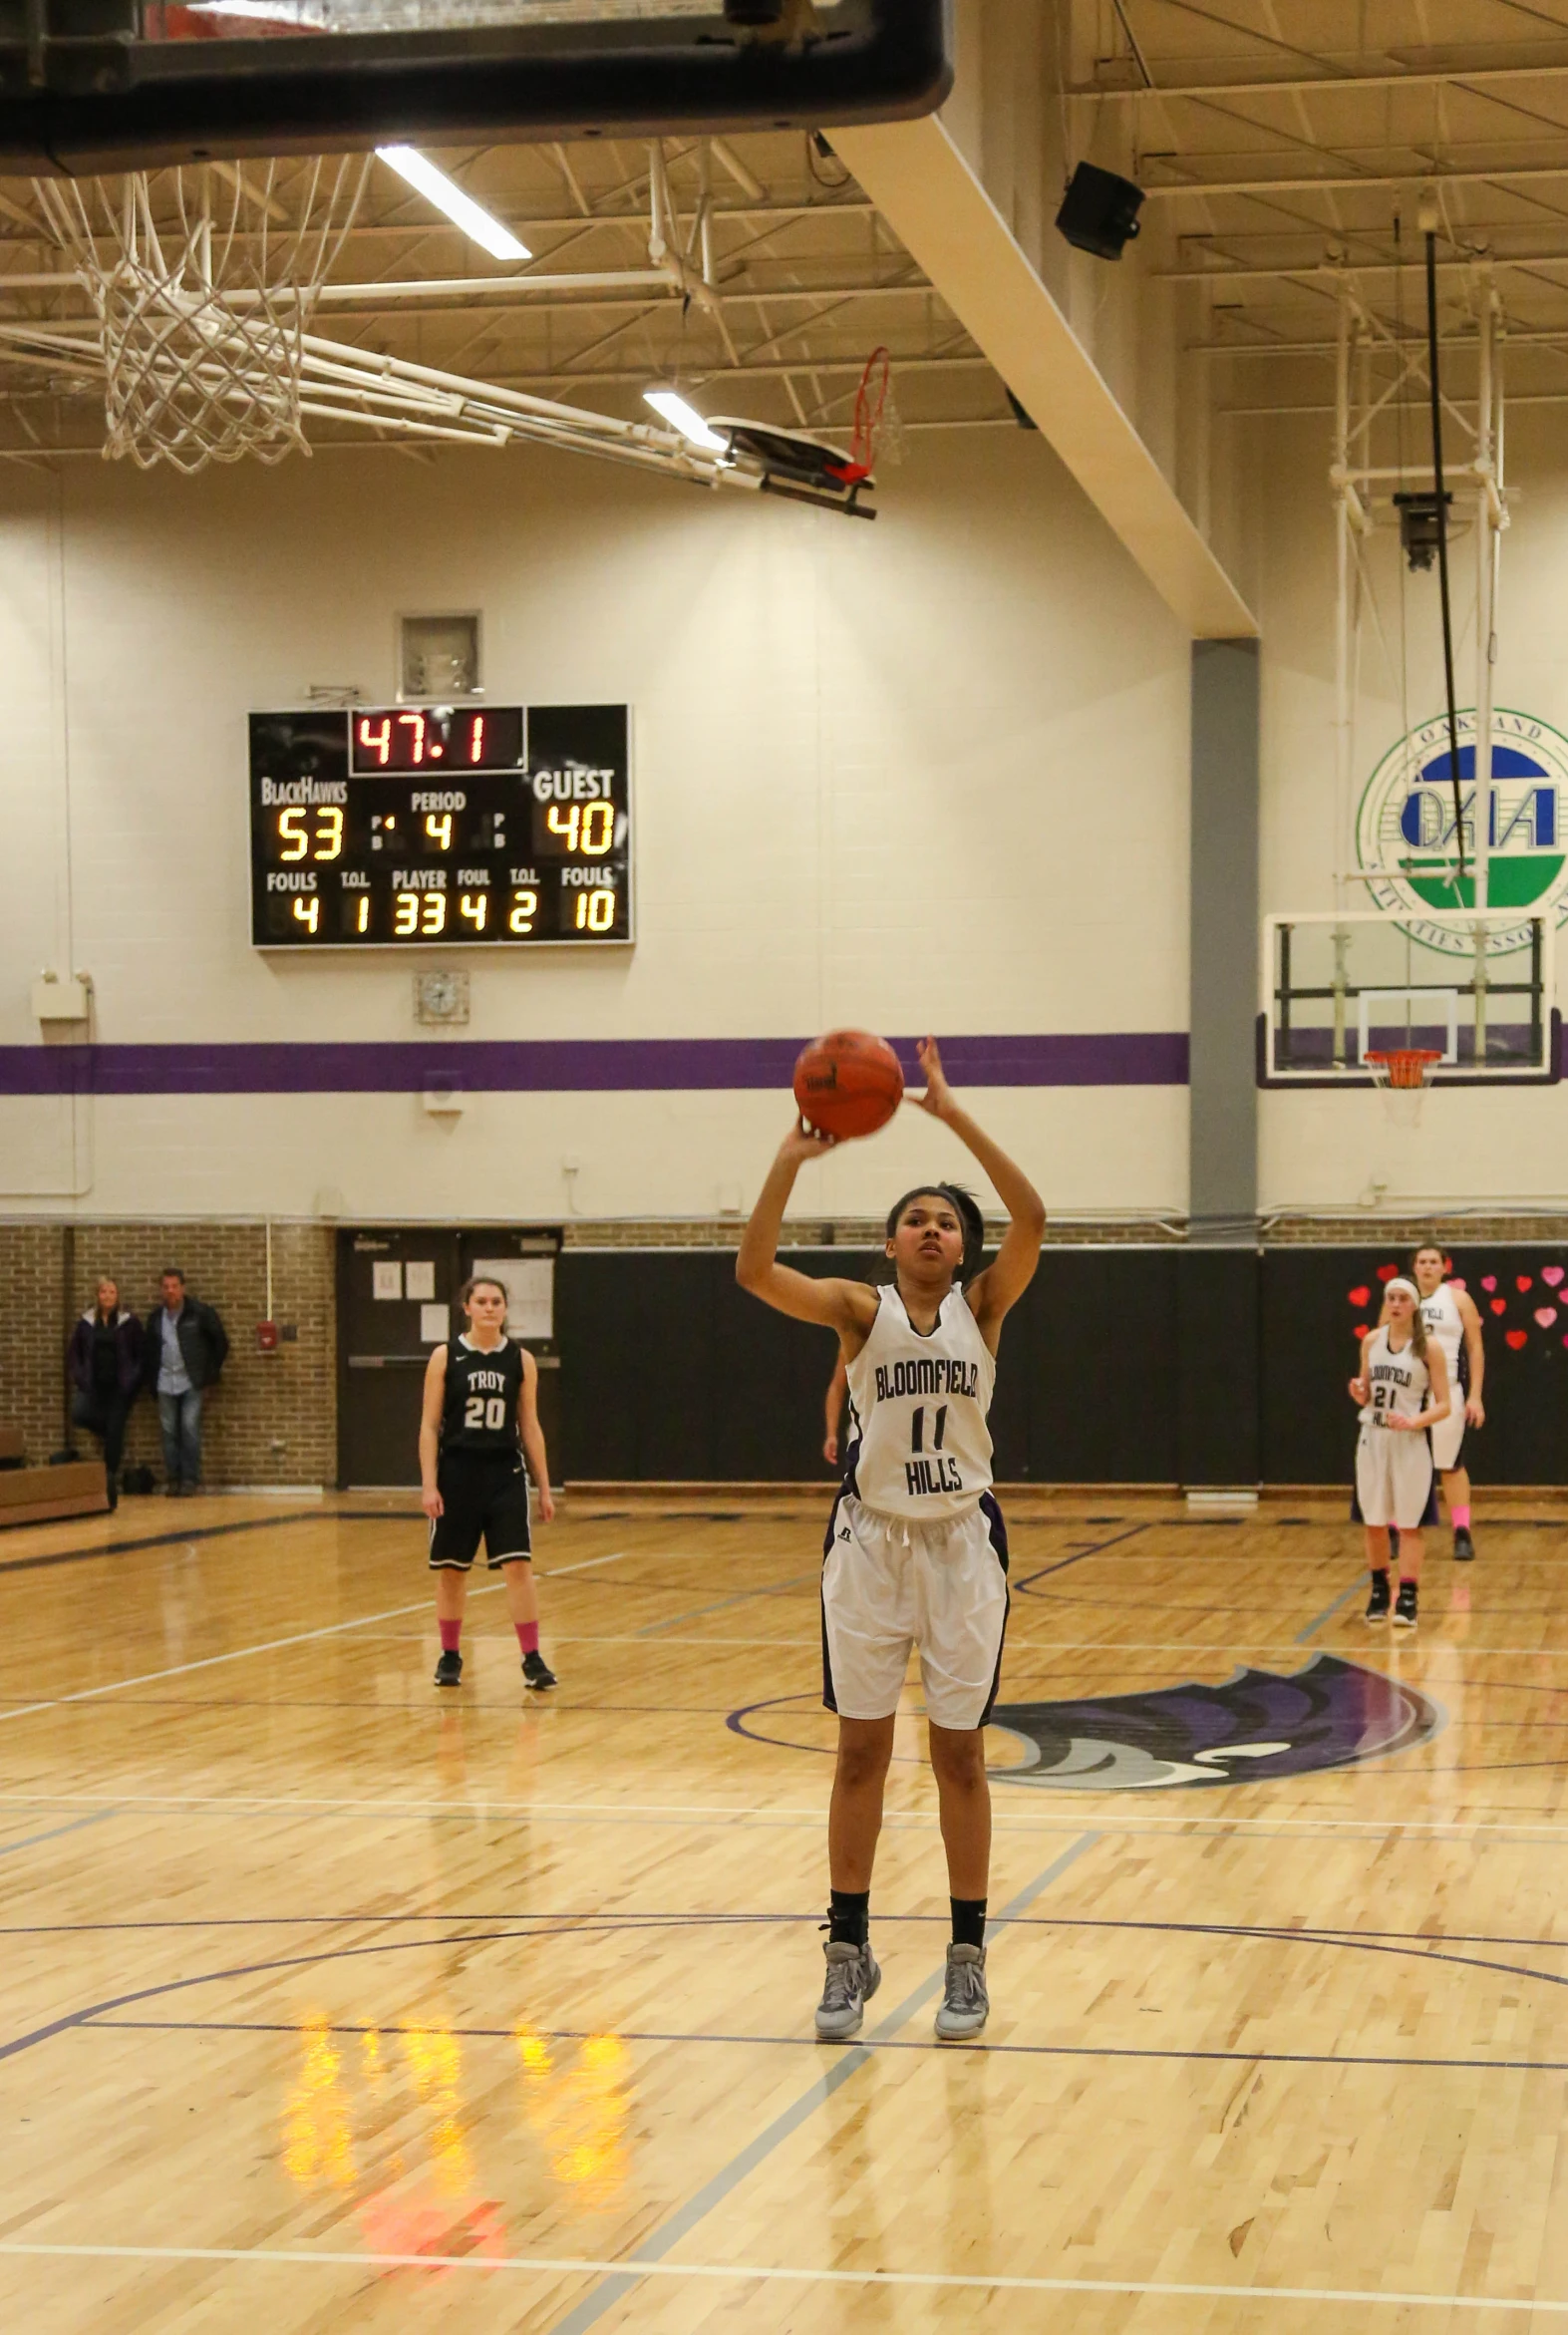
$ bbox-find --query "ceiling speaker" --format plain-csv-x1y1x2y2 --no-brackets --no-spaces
1056,162,1144,260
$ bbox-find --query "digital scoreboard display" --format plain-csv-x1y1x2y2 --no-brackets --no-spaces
249,703,631,949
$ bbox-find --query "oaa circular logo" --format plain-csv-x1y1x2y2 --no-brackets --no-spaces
1356,707,1568,956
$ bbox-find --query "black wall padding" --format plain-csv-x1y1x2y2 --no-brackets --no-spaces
1177,1249,1259,1487
556,1246,1183,1486
558,1241,1568,1487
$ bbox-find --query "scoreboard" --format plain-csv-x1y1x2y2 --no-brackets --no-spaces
249,703,631,949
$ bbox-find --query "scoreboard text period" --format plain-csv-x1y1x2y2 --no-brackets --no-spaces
250,703,631,949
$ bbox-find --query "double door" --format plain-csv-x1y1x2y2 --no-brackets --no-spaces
336,1227,561,1488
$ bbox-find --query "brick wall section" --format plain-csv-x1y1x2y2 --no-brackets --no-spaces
0,1222,335,1486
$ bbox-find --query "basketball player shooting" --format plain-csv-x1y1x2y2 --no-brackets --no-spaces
737,1036,1045,2043
420,1275,557,1693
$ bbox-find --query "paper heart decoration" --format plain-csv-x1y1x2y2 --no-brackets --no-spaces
1490,1298,1508,1315
1545,1267,1566,1287
1352,1323,1370,1340
1376,1263,1399,1281
1507,1328,1529,1349
1517,1275,1534,1293
1481,1276,1498,1292
1450,1277,1467,1291
1537,1308,1559,1328
1347,1285,1371,1307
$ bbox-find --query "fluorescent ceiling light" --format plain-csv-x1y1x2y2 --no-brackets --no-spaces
376,145,531,263
644,390,726,453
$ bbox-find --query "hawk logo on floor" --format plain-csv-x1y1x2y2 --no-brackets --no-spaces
988,1654,1441,1791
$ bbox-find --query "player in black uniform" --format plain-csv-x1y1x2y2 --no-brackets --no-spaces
420,1275,557,1691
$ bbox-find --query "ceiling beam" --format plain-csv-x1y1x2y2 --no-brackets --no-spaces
830,113,1256,639
1069,58,1568,103
1145,162,1568,198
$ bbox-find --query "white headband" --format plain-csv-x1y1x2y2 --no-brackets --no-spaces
1385,1277,1418,1301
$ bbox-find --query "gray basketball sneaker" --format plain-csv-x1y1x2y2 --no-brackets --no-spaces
934,1942,990,2040
814,1939,880,2041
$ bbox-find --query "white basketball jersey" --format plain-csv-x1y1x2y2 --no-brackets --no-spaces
1361,1326,1430,1428
844,1284,995,1520
1418,1282,1464,1380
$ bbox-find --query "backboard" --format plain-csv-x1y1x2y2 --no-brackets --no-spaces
1260,909,1561,1087
0,0,949,171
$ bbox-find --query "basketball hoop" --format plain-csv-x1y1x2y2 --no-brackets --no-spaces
1366,1046,1441,1129
1365,1048,1441,1090
33,160,371,474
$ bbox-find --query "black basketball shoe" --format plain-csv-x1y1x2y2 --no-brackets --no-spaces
1365,1572,1392,1624
522,1650,557,1691
434,1649,464,1687
1453,1527,1476,1562
1393,1580,1418,1630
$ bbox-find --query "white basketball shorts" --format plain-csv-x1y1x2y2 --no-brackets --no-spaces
1354,1425,1437,1531
820,1491,1010,1732
1428,1405,1466,1473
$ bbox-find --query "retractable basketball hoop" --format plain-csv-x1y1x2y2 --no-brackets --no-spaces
34,160,370,472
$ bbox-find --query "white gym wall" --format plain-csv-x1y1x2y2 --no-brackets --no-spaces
0,428,1190,1224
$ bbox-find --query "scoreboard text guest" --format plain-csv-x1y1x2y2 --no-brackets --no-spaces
249,702,632,948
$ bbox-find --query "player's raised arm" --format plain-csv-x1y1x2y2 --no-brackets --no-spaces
736,1124,879,1345
909,1038,1046,1339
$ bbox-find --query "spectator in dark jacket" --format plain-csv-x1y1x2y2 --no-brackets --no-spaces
143,1268,228,1497
67,1276,144,1510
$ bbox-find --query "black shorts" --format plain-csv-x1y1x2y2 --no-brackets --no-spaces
429,1454,532,1570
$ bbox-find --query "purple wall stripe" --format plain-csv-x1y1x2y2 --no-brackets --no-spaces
0,1032,1189,1098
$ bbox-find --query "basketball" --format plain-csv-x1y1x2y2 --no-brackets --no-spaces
792,1028,905,1139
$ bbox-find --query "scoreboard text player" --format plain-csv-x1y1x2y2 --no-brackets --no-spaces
250,703,631,949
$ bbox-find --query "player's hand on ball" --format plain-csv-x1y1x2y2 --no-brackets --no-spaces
1467,1397,1485,1427
911,1035,953,1117
422,1486,444,1520
779,1118,838,1165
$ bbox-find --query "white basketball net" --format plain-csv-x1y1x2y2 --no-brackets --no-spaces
33,161,371,475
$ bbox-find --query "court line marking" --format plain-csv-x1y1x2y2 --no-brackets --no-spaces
0,1507,405,1577
545,1830,1102,2335
4,1789,1568,1837
0,1552,634,1723
83,2015,1568,2076
0,2238,1561,2313
634,1573,816,1638
0,1811,118,1856
1295,1574,1372,1642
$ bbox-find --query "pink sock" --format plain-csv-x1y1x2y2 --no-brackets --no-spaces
1451,1504,1471,1529
516,1621,539,1656
440,1620,462,1654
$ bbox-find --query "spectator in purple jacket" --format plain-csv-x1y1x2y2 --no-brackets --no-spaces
67,1277,145,1510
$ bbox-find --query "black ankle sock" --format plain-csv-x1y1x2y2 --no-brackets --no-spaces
828,1888,869,1947
951,1897,987,1950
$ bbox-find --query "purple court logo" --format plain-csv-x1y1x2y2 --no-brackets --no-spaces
987,1654,1441,1792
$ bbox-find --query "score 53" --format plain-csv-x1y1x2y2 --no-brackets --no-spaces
276,808,343,862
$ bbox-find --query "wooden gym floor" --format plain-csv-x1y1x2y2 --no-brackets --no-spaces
1,1490,1567,2332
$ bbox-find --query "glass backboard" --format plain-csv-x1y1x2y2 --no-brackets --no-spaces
1261,909,1560,1087
0,0,949,171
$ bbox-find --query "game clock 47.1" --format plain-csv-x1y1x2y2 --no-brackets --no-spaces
249,703,631,948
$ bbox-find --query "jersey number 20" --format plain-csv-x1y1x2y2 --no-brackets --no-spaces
465,1394,508,1432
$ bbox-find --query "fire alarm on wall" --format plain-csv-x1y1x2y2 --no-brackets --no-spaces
257,1321,279,1355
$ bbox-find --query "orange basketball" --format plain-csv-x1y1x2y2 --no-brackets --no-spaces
793,1028,905,1140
